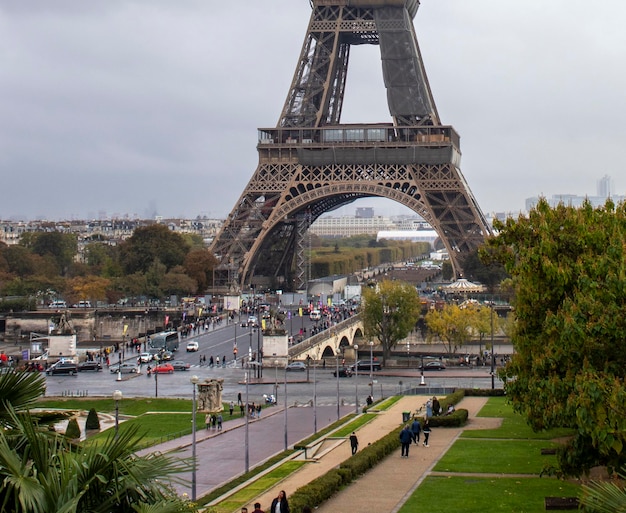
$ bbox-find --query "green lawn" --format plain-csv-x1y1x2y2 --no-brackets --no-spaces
434,439,559,474
399,476,581,513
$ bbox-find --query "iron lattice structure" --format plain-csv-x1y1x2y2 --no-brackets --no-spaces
210,0,491,292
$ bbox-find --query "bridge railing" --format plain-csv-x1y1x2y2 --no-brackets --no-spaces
288,313,362,359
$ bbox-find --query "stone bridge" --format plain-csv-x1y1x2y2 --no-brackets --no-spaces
288,314,366,362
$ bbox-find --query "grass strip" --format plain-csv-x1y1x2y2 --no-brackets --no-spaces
434,439,559,475
398,476,581,513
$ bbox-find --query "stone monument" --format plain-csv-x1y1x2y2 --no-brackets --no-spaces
197,378,224,413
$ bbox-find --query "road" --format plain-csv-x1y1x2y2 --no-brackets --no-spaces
42,319,502,405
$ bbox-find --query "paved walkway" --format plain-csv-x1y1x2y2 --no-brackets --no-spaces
245,396,490,513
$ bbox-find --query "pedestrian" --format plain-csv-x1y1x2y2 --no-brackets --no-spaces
217,413,223,431
209,355,214,367
411,417,422,445
349,431,359,455
240,403,245,416
399,424,412,458
252,503,264,513
241,508,248,513
256,403,262,418
238,392,242,405
432,396,441,416
229,400,234,416
216,356,220,366
205,413,211,431
270,490,290,513
202,355,207,365
426,398,433,418
223,355,227,367
211,414,217,430
422,419,431,447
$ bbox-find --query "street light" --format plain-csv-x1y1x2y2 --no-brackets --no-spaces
284,363,288,451
490,303,495,390
313,353,317,434
190,375,199,501
245,368,250,472
353,344,359,414
369,340,374,399
113,389,122,440
335,348,340,421
274,359,279,403
154,354,159,397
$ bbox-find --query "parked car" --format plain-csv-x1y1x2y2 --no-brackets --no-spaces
186,341,199,352
349,360,382,372
152,363,174,374
46,360,78,375
72,300,92,308
110,363,138,374
418,361,446,371
286,361,307,372
170,360,191,371
139,352,154,363
77,361,102,372
48,300,67,309
333,367,353,378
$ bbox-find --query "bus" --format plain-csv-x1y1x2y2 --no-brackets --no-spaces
148,331,180,352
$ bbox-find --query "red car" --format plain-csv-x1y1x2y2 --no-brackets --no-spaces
152,363,174,374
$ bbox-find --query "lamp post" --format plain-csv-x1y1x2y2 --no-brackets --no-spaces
420,353,425,386
154,354,159,397
245,368,250,472
490,303,495,390
369,340,374,399
313,354,318,434
336,350,340,421
113,389,122,440
284,364,288,451
353,344,359,414
257,326,262,379
274,359,279,403
190,375,199,501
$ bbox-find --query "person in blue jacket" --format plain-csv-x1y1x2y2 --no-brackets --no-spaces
399,424,412,458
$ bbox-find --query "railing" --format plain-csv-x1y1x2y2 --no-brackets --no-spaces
288,314,362,358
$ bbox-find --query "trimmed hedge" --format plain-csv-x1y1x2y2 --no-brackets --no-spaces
65,417,81,439
85,408,101,430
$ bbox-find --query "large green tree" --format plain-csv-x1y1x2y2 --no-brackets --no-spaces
486,198,626,477
118,224,190,275
361,280,421,364
424,303,474,354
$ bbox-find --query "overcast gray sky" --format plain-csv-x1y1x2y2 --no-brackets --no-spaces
2,0,625,221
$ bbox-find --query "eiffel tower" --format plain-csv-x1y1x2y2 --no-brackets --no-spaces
210,0,491,293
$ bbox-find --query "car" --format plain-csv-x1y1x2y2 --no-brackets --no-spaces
72,300,92,308
170,360,191,371
139,352,153,363
418,361,446,371
241,315,259,328
286,361,307,372
309,309,321,321
77,361,102,372
333,367,353,378
160,350,174,361
48,300,67,309
110,363,138,374
350,360,382,372
152,363,174,374
46,360,78,375
186,341,199,352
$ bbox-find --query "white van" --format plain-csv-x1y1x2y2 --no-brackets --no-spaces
309,309,321,321
48,300,67,309
73,300,92,308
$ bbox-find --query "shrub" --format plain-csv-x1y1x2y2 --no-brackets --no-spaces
65,417,81,439
85,408,101,430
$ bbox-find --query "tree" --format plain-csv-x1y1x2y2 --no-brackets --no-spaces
22,231,78,276
361,280,421,364
461,247,509,293
424,304,473,354
486,198,626,477
183,248,217,294
118,224,190,275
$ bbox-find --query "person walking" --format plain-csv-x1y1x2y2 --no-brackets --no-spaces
270,490,290,513
411,417,422,445
399,424,412,458
426,398,433,418
217,413,223,431
205,413,211,431
423,419,432,447
229,400,234,416
349,432,359,455
432,397,441,416
252,503,264,513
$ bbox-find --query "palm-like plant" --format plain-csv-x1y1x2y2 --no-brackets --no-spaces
580,474,626,513
0,369,197,512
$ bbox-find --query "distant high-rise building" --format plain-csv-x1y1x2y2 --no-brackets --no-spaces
597,175,613,198
355,207,374,219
